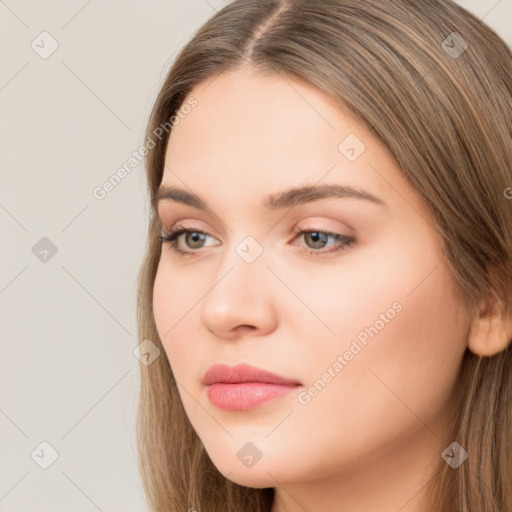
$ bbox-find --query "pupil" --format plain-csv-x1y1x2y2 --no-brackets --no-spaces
308,232,327,248
188,232,204,248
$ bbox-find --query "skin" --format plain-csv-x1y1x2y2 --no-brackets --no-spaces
152,64,473,512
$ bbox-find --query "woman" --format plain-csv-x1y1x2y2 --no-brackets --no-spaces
136,1,512,510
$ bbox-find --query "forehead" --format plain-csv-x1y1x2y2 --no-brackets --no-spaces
160,67,426,221
166,69,343,168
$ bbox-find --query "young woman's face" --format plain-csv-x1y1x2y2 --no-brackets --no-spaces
152,65,470,493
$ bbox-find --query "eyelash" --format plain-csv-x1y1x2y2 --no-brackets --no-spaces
158,223,354,258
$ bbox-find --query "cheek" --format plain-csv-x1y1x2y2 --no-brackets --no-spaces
152,255,199,335
152,262,172,343
310,219,464,359
280,233,430,379
294,231,468,439
152,261,192,372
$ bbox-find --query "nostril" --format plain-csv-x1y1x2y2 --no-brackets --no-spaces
236,325,256,333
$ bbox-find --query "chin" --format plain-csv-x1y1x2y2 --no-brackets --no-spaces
222,468,278,489
206,450,287,488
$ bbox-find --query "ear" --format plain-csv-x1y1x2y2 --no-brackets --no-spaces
467,294,512,357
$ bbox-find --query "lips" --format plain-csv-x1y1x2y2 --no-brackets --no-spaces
202,363,302,386
203,363,302,411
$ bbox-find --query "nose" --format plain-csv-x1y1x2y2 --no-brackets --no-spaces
199,252,279,340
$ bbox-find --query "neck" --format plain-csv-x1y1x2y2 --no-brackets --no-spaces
270,414,455,512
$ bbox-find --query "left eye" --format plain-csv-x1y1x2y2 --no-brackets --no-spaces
296,230,354,254
159,225,355,257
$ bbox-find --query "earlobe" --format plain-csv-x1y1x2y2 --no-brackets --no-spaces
467,296,512,357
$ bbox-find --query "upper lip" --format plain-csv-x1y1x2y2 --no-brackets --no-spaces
203,363,302,386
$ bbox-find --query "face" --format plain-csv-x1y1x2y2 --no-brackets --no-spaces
152,65,470,489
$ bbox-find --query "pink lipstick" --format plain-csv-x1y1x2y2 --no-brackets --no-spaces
203,363,302,410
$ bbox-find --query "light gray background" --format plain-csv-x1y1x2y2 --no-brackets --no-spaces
0,1,510,511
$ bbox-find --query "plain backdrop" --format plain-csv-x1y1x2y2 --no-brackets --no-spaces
0,1,510,510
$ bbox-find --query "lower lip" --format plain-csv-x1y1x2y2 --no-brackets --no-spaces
207,382,300,410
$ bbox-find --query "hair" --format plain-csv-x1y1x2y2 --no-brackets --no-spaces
135,1,512,510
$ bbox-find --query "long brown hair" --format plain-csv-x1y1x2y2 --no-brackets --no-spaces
136,1,512,510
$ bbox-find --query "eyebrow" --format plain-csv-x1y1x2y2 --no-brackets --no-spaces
156,184,387,210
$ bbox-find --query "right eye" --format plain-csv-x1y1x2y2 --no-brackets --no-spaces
159,224,219,256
